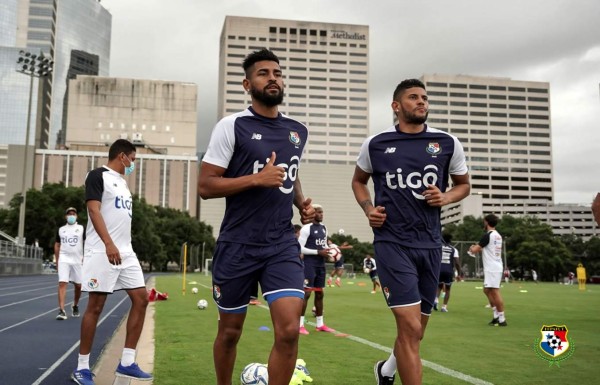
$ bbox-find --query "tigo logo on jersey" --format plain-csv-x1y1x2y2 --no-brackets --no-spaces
385,164,439,200
426,142,441,155
289,131,301,146
384,147,396,154
533,325,574,366
253,155,300,194
87,278,99,290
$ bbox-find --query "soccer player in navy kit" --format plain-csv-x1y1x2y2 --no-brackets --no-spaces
362,254,381,293
198,49,315,385
352,79,470,385
434,233,462,312
72,139,152,385
298,204,335,334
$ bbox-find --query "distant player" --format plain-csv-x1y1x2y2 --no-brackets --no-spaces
54,207,84,320
326,239,352,287
434,234,461,312
362,254,381,293
298,204,335,334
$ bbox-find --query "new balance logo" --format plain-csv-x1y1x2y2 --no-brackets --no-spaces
384,147,396,154
251,133,262,140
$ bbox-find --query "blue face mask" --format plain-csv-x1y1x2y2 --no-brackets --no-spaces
122,154,135,176
66,215,76,225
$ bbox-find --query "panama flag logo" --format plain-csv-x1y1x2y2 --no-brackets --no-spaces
533,325,574,366
289,131,301,146
426,142,441,155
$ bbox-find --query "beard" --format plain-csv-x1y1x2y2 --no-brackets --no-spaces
250,84,284,107
401,106,428,125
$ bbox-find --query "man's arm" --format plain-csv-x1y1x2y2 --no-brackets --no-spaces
87,200,120,265
423,173,471,207
592,192,600,226
54,241,60,264
293,176,314,224
197,151,285,199
351,166,386,228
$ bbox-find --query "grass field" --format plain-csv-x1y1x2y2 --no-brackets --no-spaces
152,273,599,385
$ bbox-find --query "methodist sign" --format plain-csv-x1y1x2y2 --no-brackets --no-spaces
329,30,366,40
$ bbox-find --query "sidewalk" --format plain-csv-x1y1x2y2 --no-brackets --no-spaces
93,277,156,385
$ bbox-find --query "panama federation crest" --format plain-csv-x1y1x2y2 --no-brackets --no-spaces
533,325,574,366
289,131,301,146
426,142,441,155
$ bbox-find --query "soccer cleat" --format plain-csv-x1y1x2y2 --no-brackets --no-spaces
335,278,341,287
299,326,310,335
433,303,438,311
71,369,95,385
315,325,335,333
489,317,499,326
497,321,508,327
115,362,153,380
56,309,67,320
374,360,395,385
371,290,376,294
441,307,448,312
72,305,80,317
249,299,261,305
326,278,333,287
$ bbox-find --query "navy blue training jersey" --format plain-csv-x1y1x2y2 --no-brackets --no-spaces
298,223,327,264
203,107,308,246
440,242,458,275
356,125,468,248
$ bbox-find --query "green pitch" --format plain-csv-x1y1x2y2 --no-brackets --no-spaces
152,274,599,385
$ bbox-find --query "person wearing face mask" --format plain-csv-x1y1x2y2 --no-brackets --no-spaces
72,139,152,385
54,207,84,320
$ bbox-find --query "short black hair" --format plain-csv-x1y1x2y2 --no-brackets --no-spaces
442,233,453,243
108,139,136,160
393,79,426,100
484,214,499,228
242,49,280,77
294,224,302,232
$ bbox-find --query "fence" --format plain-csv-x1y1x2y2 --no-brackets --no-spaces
0,239,44,275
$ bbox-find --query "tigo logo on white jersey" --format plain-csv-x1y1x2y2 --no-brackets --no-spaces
251,133,262,140
384,147,396,154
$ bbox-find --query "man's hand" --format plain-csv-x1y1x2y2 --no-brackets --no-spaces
367,206,386,228
106,242,121,265
299,197,315,224
256,151,285,188
423,185,451,207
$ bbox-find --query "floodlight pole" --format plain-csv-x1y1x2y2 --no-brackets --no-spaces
15,50,53,246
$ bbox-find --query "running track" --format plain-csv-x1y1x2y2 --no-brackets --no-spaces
0,274,133,385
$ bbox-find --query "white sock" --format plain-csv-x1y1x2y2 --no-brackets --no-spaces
300,316,305,327
493,307,498,319
316,316,324,327
498,311,506,323
121,348,136,367
381,351,397,376
77,354,90,371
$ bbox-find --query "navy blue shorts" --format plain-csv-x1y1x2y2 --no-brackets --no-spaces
438,269,454,286
211,240,304,313
369,269,379,281
303,255,326,289
374,242,441,315
333,256,344,269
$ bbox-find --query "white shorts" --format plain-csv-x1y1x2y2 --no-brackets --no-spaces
58,259,82,284
82,250,145,293
484,271,502,289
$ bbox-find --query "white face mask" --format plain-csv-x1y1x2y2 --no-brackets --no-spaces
66,215,76,225
122,154,135,176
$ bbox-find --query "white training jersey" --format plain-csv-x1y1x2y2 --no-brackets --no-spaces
55,223,84,263
479,229,503,272
84,166,134,253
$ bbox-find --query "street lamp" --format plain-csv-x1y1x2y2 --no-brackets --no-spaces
15,50,54,246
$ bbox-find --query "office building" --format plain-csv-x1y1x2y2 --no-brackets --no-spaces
65,76,198,155
202,16,373,240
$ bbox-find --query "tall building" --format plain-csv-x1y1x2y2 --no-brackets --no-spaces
423,74,553,202
202,16,373,240
65,76,198,156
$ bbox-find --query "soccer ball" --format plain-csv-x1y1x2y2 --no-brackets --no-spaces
363,268,371,274
240,363,268,385
191,287,198,294
338,229,345,235
197,299,208,310
327,246,341,262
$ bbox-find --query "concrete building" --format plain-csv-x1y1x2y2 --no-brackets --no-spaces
201,16,374,240
65,76,198,156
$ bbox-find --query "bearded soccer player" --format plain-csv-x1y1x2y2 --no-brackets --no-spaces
198,48,314,385
352,79,470,385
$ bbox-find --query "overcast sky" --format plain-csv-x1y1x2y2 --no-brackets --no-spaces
99,0,600,205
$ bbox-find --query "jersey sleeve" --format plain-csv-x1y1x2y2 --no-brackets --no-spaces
202,115,236,169
298,224,317,255
478,232,491,248
453,247,459,259
356,135,374,173
371,258,377,270
449,135,468,175
85,169,104,203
